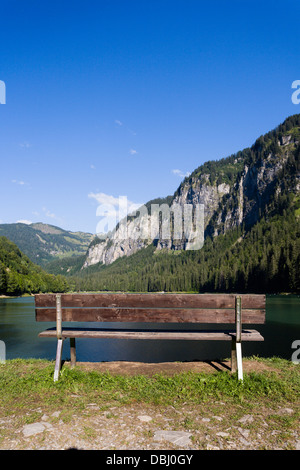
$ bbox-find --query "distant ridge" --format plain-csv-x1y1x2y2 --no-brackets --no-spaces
0,222,94,267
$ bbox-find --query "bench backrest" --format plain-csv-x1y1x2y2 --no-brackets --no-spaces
35,293,266,324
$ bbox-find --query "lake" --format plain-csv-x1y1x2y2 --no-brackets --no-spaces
0,295,300,363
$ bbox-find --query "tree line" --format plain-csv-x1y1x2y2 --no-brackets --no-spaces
0,236,69,296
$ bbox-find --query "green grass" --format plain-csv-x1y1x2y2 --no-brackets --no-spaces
0,357,299,450
0,357,299,417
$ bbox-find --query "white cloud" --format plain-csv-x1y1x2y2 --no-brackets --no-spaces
42,207,62,223
88,192,143,214
172,169,191,178
19,142,32,148
115,119,136,135
88,192,144,235
90,164,96,169
16,219,32,225
129,149,137,155
43,208,56,219
12,179,26,185
88,192,120,206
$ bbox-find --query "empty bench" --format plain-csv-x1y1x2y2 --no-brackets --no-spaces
35,292,266,381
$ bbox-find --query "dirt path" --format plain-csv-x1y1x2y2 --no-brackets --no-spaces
73,358,276,376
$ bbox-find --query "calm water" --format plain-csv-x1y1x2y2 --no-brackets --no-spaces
0,295,300,363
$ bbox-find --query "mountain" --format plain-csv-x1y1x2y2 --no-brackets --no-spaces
82,113,300,268
5,114,298,294
0,236,69,296
68,113,300,294
0,222,94,267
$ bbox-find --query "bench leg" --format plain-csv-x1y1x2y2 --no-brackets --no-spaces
231,339,237,373
231,339,243,381
54,338,64,382
70,338,76,368
236,342,243,381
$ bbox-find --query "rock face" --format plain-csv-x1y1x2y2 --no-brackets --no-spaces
83,116,300,268
83,233,151,267
83,180,232,268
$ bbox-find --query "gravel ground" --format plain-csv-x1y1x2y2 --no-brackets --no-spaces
0,360,299,451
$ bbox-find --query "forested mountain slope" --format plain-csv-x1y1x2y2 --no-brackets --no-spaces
0,222,93,267
0,236,69,296
70,114,300,294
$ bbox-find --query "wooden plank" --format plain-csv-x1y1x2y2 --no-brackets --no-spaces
35,293,266,310
56,294,62,339
235,296,242,342
38,327,264,341
35,307,266,324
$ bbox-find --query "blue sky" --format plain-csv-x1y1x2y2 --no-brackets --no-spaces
0,0,299,233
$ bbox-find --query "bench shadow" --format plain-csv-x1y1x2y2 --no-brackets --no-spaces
182,359,231,372
205,360,231,372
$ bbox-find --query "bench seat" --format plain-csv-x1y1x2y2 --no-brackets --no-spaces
39,326,264,341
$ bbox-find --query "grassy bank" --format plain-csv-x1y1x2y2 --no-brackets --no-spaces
0,357,299,413
0,357,299,449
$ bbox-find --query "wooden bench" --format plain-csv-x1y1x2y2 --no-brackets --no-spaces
35,293,265,382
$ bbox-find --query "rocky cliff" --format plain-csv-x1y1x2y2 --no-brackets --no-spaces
83,114,300,268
